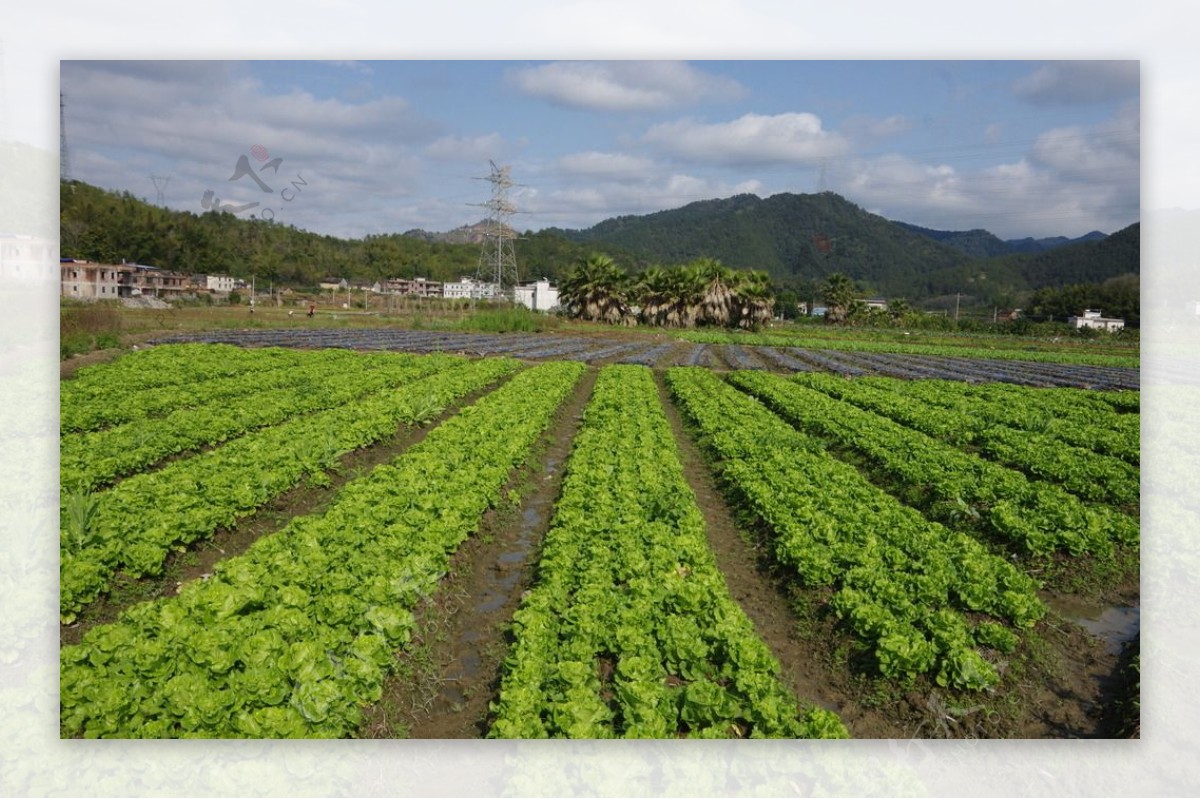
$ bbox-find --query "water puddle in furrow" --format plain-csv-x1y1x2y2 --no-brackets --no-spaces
433,455,562,711
1048,596,1140,655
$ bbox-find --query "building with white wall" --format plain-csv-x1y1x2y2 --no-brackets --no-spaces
1068,309,1125,332
513,278,559,312
206,274,237,292
443,277,498,301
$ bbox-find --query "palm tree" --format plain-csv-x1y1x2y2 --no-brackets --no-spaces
887,297,911,326
821,272,857,324
660,266,701,328
688,258,737,327
635,266,672,327
558,253,632,324
731,269,775,331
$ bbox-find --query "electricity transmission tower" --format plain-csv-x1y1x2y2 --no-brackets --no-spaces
471,161,521,301
60,92,72,181
150,175,171,206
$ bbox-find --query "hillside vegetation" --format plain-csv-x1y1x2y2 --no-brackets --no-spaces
549,192,1138,309
60,181,1137,315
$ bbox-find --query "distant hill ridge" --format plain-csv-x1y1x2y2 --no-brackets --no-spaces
892,220,1109,258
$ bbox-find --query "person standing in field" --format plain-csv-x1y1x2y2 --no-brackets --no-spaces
308,302,316,318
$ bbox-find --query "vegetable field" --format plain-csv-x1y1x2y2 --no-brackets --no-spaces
60,341,1139,739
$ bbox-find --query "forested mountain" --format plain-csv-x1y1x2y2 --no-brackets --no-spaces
1003,230,1108,254
546,192,973,296
549,191,1138,306
891,222,1014,258
59,180,1138,310
58,180,593,288
1013,223,1139,288
894,221,1109,258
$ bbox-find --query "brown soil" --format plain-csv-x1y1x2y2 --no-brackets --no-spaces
358,367,597,738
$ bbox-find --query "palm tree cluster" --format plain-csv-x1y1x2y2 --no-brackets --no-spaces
558,254,775,331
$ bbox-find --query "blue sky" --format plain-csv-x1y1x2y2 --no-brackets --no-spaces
59,59,1139,243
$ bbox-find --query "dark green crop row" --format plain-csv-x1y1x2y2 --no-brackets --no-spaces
797,374,1139,508
860,376,1139,466
60,361,585,738
489,365,847,738
728,371,1137,557
61,351,448,492
61,347,400,433
62,343,302,407
667,367,1045,691
60,356,518,621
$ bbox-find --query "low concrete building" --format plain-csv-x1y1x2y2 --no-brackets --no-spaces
1068,309,1125,332
61,260,190,301
206,274,238,292
60,259,130,300
383,277,444,297
513,278,559,312
124,264,189,300
443,277,498,301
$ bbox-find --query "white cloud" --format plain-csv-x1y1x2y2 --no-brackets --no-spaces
523,171,765,229
554,151,656,177
59,60,451,236
425,133,506,162
1013,61,1139,106
507,61,745,112
643,112,849,165
1028,103,1139,180
843,114,913,143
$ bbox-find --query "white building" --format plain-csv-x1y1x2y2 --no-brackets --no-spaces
443,277,499,301
206,274,237,292
513,278,559,312
1068,309,1125,332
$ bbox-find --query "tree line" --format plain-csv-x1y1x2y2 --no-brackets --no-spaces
558,254,775,331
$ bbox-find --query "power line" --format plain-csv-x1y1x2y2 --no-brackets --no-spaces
150,175,171,206
470,160,522,300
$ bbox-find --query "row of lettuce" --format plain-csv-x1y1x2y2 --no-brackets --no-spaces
60,344,1137,738
61,359,585,737
675,329,1140,370
488,365,846,738
61,351,848,738
60,353,520,622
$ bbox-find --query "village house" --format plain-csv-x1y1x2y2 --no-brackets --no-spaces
442,277,498,301
383,277,444,297
205,274,238,293
513,278,559,312
60,259,130,300
1068,309,1125,332
60,259,190,301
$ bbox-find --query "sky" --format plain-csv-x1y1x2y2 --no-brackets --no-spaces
58,59,1140,242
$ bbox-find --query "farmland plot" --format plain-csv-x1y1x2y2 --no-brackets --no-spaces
60,342,1138,738
60,360,584,737
153,327,1139,389
488,365,847,738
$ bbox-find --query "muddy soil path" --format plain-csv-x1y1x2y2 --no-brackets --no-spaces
59,375,516,647
360,367,598,738
652,370,908,738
